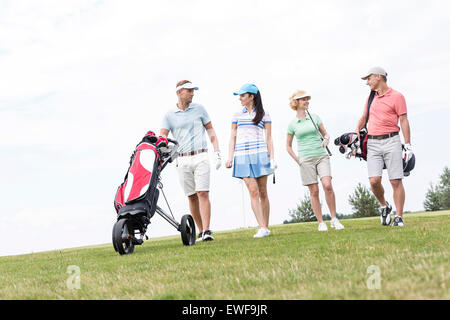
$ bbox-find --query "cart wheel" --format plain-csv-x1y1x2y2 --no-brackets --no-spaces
112,218,135,255
180,214,196,246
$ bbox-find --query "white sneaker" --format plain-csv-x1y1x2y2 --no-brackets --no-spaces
318,222,328,232
330,218,345,230
202,230,214,241
253,228,270,238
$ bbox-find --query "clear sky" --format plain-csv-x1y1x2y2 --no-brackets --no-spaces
1,0,449,256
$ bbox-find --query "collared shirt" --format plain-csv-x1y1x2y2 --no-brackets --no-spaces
161,103,211,154
287,113,328,158
363,88,407,135
232,107,271,156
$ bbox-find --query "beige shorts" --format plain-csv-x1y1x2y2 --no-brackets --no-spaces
176,152,210,196
367,135,404,180
299,155,331,186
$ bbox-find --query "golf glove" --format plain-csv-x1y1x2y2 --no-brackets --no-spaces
403,143,413,162
322,134,330,148
270,159,277,170
214,150,222,170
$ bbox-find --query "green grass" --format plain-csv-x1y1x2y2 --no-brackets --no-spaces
1,211,449,299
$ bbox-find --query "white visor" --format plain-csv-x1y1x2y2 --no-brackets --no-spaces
175,82,199,92
293,93,311,100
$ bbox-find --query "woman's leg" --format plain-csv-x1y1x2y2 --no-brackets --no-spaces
307,183,323,223
256,175,269,228
321,176,337,218
243,177,265,227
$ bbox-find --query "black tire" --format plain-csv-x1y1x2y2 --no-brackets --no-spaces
112,218,135,255
180,214,196,246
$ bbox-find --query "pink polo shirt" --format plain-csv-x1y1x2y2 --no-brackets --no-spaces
363,88,407,135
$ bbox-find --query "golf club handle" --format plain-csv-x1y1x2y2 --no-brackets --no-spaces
167,138,178,147
319,135,332,156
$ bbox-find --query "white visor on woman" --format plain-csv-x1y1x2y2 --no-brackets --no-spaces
175,82,199,92
293,92,311,100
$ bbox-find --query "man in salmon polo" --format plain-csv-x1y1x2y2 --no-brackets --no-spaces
355,67,413,227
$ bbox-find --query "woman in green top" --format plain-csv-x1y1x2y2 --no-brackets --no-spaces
286,90,344,231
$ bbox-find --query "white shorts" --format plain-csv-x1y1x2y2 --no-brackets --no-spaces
176,152,210,196
367,135,404,180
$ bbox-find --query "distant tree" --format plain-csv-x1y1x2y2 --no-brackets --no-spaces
284,193,316,223
348,183,380,217
439,166,450,209
424,183,443,211
424,166,450,211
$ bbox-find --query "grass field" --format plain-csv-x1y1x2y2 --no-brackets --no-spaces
0,211,449,300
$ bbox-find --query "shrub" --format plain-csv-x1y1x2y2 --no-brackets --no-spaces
284,193,316,223
424,166,450,211
348,183,380,217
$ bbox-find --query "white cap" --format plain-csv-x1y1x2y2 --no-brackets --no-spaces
292,91,311,100
175,82,199,92
361,67,388,80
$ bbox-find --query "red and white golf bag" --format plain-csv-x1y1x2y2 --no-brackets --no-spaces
114,132,165,213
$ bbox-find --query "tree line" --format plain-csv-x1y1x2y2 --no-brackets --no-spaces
284,166,449,224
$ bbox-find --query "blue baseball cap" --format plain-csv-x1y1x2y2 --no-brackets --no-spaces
233,83,259,96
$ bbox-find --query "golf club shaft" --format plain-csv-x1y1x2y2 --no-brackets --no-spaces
306,109,332,156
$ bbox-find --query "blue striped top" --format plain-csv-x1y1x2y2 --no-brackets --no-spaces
232,107,271,156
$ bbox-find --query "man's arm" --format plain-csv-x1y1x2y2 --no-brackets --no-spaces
355,115,366,132
204,122,219,152
399,113,413,162
399,114,411,144
160,128,169,138
204,121,221,169
160,113,170,138
356,97,370,141
355,114,366,142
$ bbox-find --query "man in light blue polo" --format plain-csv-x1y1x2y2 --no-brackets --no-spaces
160,80,221,242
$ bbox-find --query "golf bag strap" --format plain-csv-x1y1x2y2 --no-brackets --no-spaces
364,90,377,130
121,150,136,182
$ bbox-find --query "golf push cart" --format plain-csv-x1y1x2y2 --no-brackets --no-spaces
112,131,196,255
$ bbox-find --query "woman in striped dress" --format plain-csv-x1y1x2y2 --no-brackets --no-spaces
225,83,276,238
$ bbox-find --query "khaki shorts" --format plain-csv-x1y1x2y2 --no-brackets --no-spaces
176,152,210,196
299,155,331,186
367,135,403,180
